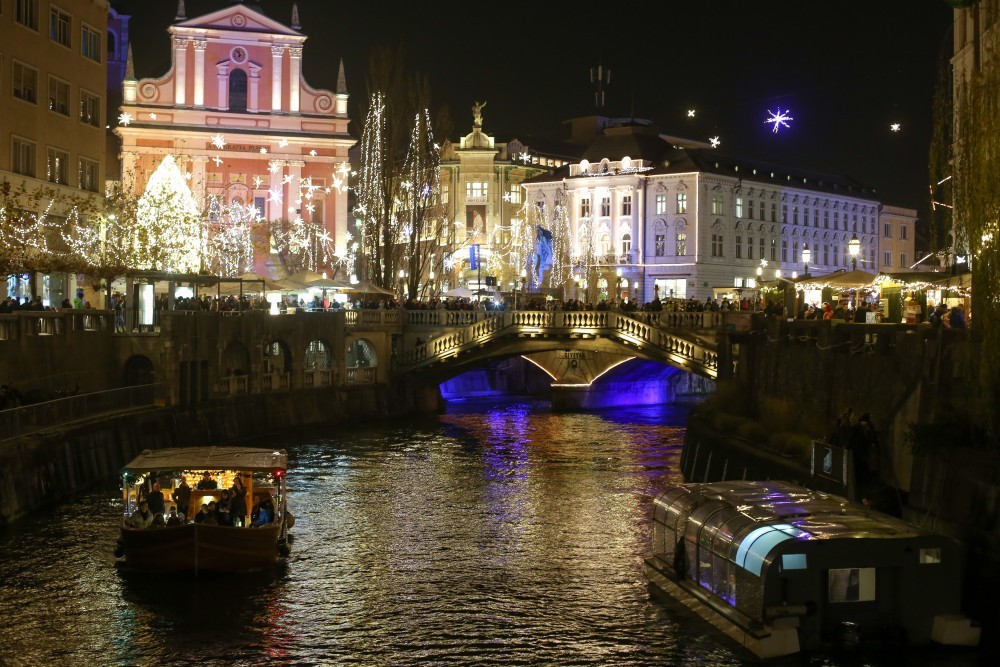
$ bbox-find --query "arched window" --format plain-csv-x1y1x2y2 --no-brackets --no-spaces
621,232,632,257
229,69,248,112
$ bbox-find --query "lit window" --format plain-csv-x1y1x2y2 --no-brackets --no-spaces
50,7,70,46
735,197,743,218
507,185,521,204
465,181,487,199
48,76,70,115
655,233,665,257
828,567,876,603
600,196,610,217
580,198,591,218
656,193,666,215
82,25,101,62
621,195,631,216
676,233,687,256
79,157,99,192
621,233,631,256
79,90,100,126
46,146,69,184
711,195,723,215
676,192,687,214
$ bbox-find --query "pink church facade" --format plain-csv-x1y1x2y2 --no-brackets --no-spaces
115,2,354,276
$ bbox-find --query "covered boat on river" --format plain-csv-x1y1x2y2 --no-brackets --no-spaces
645,480,979,659
115,447,293,574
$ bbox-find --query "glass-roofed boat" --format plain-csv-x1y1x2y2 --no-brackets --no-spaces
645,480,980,659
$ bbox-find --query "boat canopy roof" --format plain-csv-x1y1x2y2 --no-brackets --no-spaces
122,447,288,474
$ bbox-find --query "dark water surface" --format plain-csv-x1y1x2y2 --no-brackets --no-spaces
0,400,981,666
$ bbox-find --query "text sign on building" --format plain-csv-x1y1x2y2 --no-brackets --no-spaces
558,351,587,359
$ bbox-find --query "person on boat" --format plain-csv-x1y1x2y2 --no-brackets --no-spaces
250,496,262,525
166,506,183,526
172,477,191,518
201,502,219,526
129,500,154,529
230,475,248,527
216,492,232,526
146,481,165,516
197,472,218,490
251,500,272,527
150,513,166,528
194,503,211,523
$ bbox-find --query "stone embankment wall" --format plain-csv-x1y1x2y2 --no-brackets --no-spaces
0,386,386,525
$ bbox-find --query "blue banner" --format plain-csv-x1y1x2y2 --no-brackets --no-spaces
470,244,480,270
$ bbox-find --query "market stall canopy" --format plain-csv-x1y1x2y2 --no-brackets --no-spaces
343,281,397,297
798,269,878,289
444,287,475,298
214,272,285,295
279,270,352,291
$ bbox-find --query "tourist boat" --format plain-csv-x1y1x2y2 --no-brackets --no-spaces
114,446,294,574
645,480,980,659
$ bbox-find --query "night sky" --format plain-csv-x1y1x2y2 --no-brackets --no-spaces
116,0,954,232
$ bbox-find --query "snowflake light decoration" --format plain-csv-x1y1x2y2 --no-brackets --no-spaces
309,149,317,156
211,134,226,149
260,147,268,154
709,136,721,148
687,109,696,118
118,112,133,126
279,139,289,148
149,113,157,120
212,156,223,166
765,108,793,133
890,123,901,132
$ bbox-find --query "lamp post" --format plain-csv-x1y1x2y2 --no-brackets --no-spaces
398,268,406,301
616,267,623,303
848,233,861,313
802,243,811,278
756,265,763,310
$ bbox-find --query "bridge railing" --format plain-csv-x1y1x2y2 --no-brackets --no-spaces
399,311,719,376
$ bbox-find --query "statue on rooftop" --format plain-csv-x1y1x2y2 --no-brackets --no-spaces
472,101,486,128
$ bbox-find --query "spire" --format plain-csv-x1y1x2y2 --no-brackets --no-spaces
125,42,135,80
175,0,186,21
336,59,347,95
291,3,301,30
590,63,611,113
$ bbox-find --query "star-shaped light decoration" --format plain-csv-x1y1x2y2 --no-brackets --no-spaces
211,134,226,149
282,175,293,184
268,189,283,203
253,176,264,189
212,156,223,166
309,149,317,157
687,109,696,118
709,136,721,148
269,162,281,174
118,112,133,126
890,123,901,132
279,139,289,148
765,108,793,133
260,147,268,154
520,153,532,164
149,113,158,120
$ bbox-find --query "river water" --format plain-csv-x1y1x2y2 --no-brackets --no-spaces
0,399,981,666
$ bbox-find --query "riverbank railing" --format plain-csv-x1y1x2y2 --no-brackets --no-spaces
0,383,165,442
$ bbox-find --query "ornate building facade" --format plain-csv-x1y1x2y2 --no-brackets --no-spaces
114,0,354,277
522,121,915,304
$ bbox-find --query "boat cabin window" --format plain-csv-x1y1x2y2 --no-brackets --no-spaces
828,567,876,603
781,553,807,570
919,548,941,564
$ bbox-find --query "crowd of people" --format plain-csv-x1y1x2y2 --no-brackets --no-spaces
128,473,275,529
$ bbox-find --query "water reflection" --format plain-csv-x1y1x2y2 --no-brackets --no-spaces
0,400,980,666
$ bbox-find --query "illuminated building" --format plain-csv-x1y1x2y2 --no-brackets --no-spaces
114,0,354,276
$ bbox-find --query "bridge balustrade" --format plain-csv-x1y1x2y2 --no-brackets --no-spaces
260,371,290,392
303,369,334,388
218,375,249,396
346,367,376,384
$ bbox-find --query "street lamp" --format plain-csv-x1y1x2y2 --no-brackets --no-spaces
848,233,860,271
848,233,862,313
802,243,811,278
616,268,623,301
520,268,527,309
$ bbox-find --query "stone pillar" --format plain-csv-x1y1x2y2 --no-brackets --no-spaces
216,62,229,110
192,40,207,107
271,45,284,112
248,64,260,113
173,37,187,106
121,150,139,183
288,46,302,113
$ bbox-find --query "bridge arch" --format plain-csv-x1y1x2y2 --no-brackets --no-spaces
123,354,154,386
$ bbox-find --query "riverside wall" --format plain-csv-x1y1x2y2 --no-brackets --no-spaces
0,385,387,526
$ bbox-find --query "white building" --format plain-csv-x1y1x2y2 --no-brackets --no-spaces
522,121,915,303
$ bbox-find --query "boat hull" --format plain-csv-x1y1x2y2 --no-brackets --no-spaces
119,523,284,573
